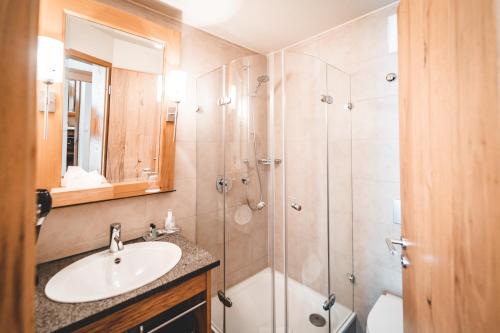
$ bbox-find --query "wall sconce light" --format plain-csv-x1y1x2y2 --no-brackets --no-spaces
166,70,187,142
166,70,187,103
37,36,64,140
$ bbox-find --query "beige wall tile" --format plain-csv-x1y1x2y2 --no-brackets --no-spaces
37,196,146,262
352,96,399,140
174,141,196,180
352,139,400,182
350,54,398,102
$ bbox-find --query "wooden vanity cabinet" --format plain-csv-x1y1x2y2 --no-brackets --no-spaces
74,271,212,333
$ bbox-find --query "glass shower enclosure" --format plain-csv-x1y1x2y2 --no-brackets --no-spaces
196,51,355,332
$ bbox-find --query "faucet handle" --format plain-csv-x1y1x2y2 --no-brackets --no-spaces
110,223,121,230
110,223,124,252
110,223,121,239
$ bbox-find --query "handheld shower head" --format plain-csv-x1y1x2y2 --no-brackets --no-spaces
257,75,269,84
254,75,270,95
257,201,266,211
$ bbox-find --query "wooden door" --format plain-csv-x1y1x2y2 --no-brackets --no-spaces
106,68,162,182
398,0,500,332
0,0,38,331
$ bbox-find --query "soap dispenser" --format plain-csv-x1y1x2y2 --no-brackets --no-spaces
165,209,180,234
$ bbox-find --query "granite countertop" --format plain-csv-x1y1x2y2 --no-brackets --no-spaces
36,234,219,333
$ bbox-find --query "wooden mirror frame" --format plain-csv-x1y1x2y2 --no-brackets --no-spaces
37,0,180,207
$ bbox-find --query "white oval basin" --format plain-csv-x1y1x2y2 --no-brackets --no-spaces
45,242,182,303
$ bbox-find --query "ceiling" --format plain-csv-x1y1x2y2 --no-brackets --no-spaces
157,0,396,53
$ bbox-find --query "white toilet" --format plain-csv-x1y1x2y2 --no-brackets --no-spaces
366,293,403,333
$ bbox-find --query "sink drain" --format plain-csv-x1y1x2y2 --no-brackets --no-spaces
309,313,326,327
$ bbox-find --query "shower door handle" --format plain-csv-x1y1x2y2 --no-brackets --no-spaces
291,203,302,211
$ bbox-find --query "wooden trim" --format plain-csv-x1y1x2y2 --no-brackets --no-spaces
65,48,112,68
50,181,175,207
159,114,176,189
205,270,212,333
74,273,207,333
0,0,38,331
66,68,92,82
37,0,180,206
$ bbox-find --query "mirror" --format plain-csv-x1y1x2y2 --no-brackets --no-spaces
62,15,165,187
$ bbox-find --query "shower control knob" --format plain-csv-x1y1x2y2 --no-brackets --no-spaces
216,176,232,193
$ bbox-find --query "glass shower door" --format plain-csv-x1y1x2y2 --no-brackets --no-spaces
196,54,272,333
223,55,273,333
195,67,225,332
281,51,354,332
326,65,355,331
282,51,332,332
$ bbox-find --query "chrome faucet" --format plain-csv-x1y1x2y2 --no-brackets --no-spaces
110,223,124,253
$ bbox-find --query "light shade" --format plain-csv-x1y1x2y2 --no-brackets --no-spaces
37,36,64,83
166,70,187,102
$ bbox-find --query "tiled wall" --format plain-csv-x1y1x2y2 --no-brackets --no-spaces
36,0,255,263
274,3,401,332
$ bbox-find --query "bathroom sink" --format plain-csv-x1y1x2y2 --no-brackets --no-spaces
45,242,182,303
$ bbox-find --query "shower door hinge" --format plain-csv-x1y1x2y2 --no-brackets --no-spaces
217,96,232,106
322,293,336,311
320,95,333,104
217,290,233,307
344,102,353,111
347,272,355,283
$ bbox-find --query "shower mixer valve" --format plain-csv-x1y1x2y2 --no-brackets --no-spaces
216,176,232,193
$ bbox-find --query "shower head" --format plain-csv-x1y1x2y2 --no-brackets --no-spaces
257,201,266,211
254,75,270,95
257,75,269,84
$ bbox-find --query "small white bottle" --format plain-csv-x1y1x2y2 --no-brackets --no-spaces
165,209,180,234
